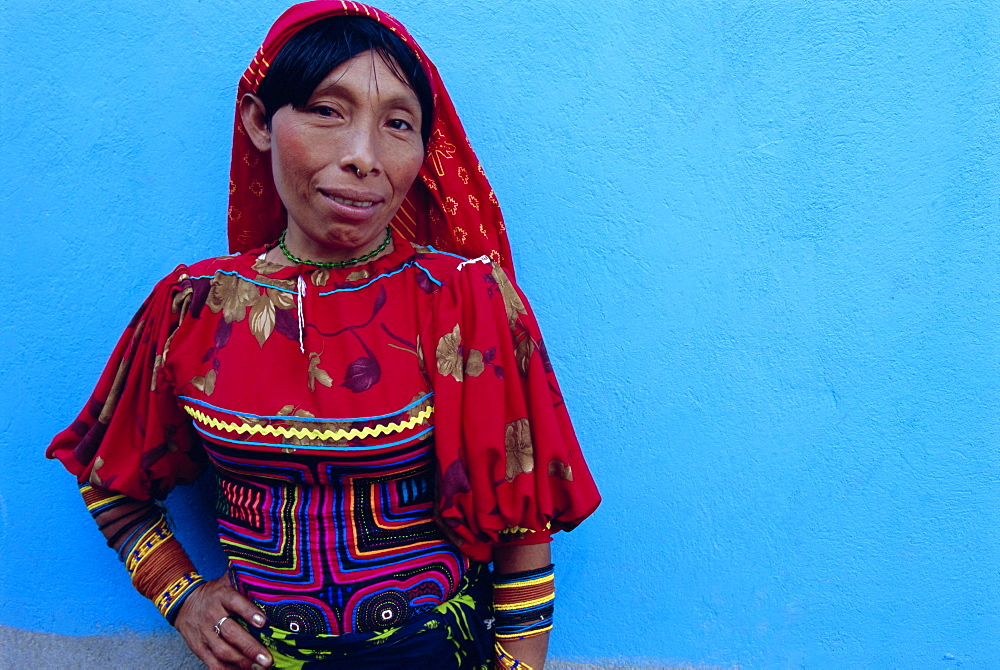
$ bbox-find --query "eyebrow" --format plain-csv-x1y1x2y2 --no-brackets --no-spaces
310,80,420,114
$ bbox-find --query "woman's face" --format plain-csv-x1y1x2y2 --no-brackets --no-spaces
261,50,425,261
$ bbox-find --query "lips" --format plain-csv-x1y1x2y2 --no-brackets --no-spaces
319,188,382,206
332,195,374,207
317,188,385,221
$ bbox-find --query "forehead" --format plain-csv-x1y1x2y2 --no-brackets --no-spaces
310,49,418,105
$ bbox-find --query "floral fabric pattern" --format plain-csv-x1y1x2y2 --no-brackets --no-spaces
504,418,534,482
207,273,257,324
487,265,526,327
436,324,464,381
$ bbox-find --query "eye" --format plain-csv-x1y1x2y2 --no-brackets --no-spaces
310,105,340,118
387,118,414,131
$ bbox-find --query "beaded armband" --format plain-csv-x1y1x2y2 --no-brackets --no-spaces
81,483,130,516
492,563,555,640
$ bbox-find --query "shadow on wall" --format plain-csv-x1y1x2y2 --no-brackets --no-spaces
0,624,736,670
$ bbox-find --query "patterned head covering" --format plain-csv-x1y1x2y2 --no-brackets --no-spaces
227,1,514,275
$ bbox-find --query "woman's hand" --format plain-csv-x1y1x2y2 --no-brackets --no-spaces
173,576,273,669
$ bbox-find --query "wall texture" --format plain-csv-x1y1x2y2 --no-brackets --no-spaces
3,0,998,667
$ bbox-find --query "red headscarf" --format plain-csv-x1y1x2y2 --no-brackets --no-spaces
228,1,515,276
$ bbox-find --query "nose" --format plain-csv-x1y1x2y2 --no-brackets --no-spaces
341,124,378,179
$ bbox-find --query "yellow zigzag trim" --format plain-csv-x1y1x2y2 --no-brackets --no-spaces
184,405,434,442
499,521,552,535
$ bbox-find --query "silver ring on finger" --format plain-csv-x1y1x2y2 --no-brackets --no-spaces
213,615,231,637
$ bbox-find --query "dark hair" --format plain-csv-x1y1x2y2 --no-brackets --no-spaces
256,15,434,145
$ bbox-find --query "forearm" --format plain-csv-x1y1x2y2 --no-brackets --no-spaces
492,543,553,670
83,484,275,667
81,484,204,623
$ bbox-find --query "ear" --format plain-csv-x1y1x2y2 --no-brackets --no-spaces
239,93,272,152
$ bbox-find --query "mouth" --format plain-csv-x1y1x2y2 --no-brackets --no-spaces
331,195,375,208
319,188,381,209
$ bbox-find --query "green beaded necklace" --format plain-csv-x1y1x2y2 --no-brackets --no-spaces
277,226,392,269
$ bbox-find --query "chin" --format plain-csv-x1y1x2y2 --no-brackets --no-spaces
323,227,384,252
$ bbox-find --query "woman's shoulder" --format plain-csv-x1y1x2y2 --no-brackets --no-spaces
181,250,261,279
409,244,511,291
131,252,263,313
139,251,262,293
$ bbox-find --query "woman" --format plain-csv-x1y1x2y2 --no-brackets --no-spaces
47,3,600,669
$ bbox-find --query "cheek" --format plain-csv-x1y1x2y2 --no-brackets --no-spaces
389,146,425,191
271,127,322,191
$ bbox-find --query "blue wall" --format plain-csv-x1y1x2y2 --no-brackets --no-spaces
4,0,998,666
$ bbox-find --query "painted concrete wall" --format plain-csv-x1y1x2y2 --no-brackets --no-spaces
3,0,998,667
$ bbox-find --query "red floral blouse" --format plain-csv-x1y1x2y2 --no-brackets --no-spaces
48,232,600,565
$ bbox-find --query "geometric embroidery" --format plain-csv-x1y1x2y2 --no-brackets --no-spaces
206,435,466,635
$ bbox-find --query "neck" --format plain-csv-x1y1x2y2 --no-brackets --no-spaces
274,227,394,269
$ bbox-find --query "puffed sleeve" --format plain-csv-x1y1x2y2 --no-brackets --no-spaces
424,259,600,562
47,267,206,501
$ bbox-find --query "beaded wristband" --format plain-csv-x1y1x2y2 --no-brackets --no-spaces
493,564,555,640
154,571,205,624
124,515,206,623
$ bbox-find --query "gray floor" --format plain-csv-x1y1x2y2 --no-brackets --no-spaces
0,624,724,669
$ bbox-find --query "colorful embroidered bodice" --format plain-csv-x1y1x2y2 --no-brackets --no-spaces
206,433,466,634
